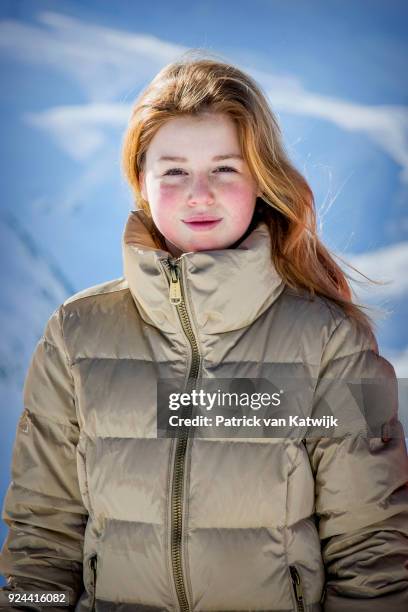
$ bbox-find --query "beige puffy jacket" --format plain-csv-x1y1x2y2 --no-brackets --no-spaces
1,209,407,611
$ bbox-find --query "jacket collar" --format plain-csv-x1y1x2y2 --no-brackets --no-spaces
122,209,285,335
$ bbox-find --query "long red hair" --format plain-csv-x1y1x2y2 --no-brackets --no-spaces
122,51,382,335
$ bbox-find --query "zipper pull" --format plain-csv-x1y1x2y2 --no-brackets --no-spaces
169,262,182,305
290,566,304,609
19,409,31,434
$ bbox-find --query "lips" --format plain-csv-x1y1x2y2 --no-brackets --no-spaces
183,216,222,222
183,217,222,232
182,217,223,231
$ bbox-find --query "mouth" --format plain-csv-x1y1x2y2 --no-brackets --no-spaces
182,218,222,231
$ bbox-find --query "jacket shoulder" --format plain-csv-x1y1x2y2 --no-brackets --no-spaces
60,277,133,333
37,278,131,351
55,278,136,360
281,285,345,325
62,277,129,308
278,285,378,358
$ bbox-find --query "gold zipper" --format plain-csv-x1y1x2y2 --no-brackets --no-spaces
89,554,97,612
289,565,305,612
161,257,201,612
169,262,182,305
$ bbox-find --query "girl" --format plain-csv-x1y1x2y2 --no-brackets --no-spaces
1,54,407,612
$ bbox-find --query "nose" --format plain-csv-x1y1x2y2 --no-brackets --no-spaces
187,173,215,207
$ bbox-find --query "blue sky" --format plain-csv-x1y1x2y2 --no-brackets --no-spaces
0,0,407,583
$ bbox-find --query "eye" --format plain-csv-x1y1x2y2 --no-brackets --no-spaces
164,168,185,176
215,166,236,173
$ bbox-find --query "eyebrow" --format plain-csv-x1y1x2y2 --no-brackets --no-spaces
157,154,244,162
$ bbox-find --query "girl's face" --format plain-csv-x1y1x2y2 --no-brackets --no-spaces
139,112,261,256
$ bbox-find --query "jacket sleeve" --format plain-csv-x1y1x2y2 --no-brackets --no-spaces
0,306,88,610
305,315,408,611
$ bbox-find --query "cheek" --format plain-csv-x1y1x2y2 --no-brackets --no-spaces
150,185,181,237
151,185,180,214
221,182,257,221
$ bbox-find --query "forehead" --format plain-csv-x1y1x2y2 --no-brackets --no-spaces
146,113,241,161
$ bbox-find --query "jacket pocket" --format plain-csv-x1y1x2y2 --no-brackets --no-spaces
289,565,305,612
76,433,95,516
89,554,97,612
